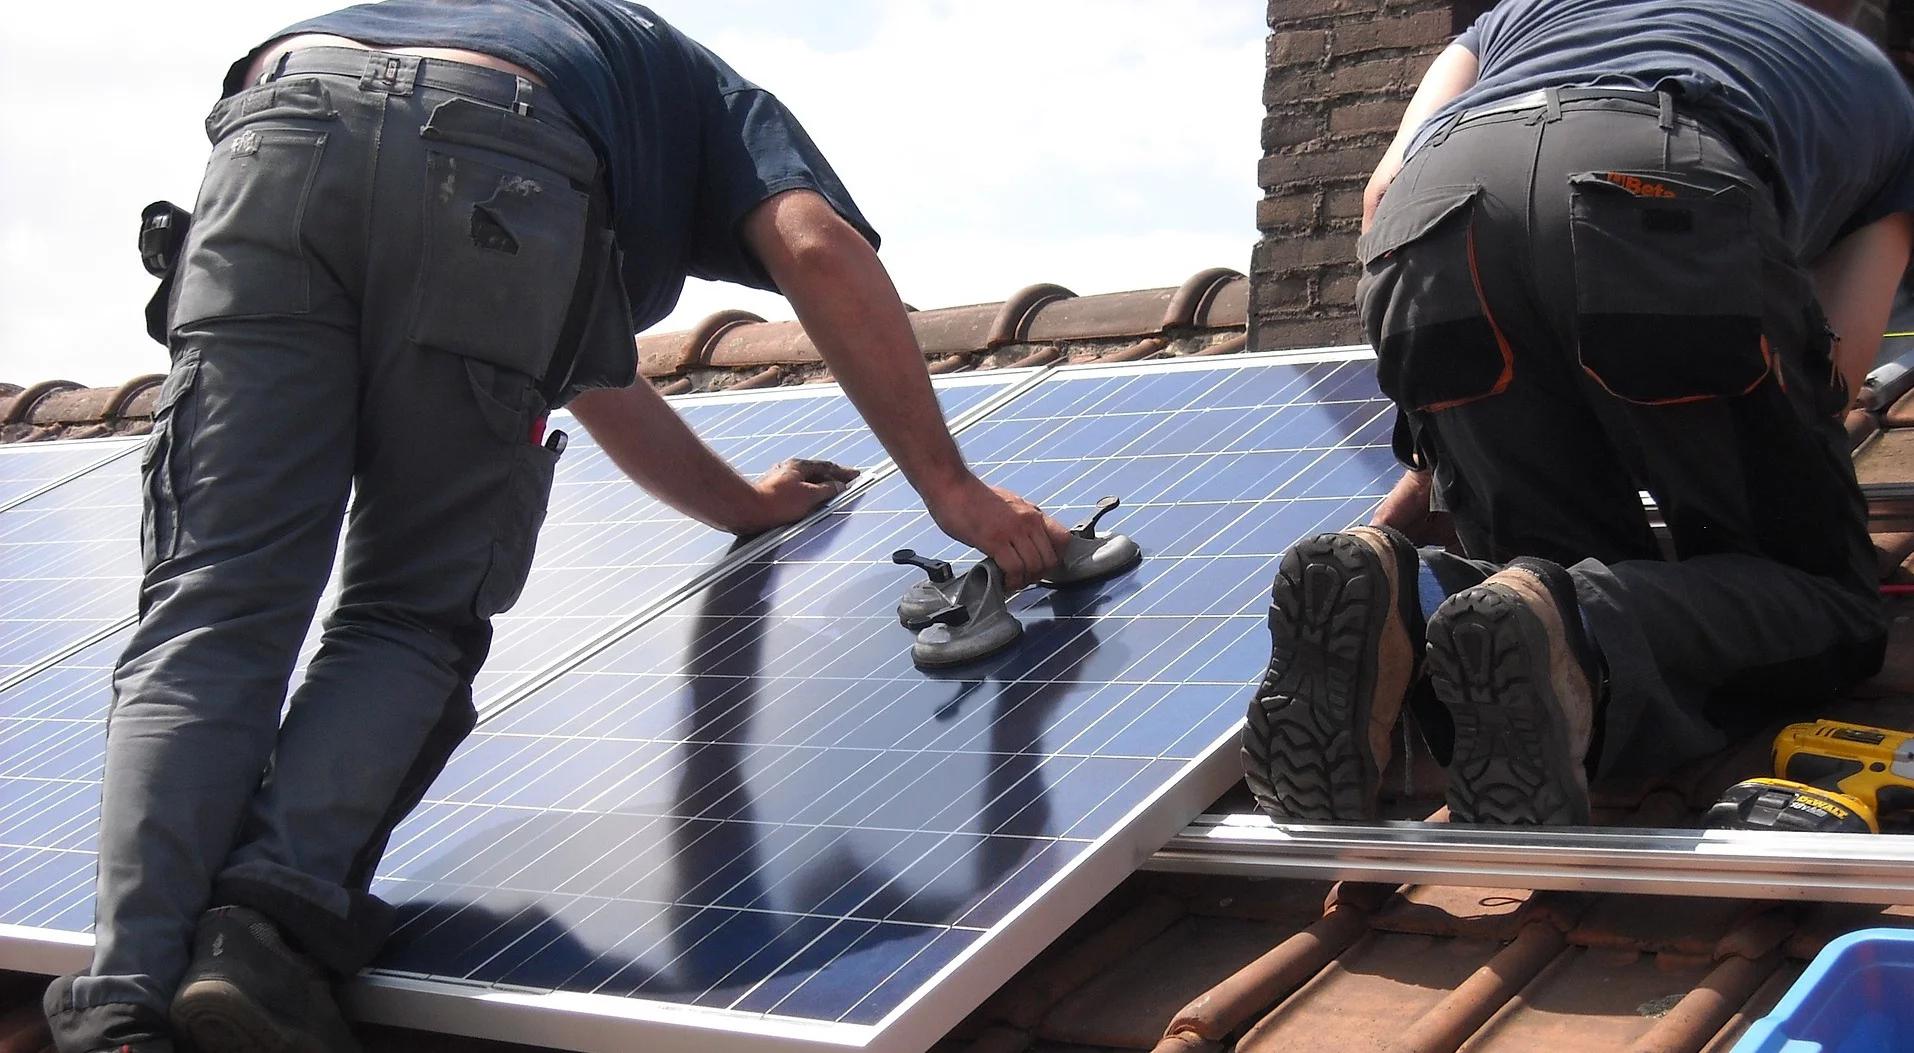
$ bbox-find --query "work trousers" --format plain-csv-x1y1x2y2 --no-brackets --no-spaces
51,50,629,1044
1358,90,1886,780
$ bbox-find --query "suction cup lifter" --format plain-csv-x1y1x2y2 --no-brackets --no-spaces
1044,495,1143,587
892,495,1141,670
909,560,1023,669
894,549,961,629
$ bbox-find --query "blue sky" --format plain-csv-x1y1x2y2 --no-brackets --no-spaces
0,1,1264,385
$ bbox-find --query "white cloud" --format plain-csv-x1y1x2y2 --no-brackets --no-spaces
0,1,1263,386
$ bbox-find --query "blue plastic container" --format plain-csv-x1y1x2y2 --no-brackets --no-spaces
1733,928,1914,1053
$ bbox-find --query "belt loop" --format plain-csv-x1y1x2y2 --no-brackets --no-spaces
511,76,535,117
359,51,419,95
258,50,291,87
1426,111,1461,149
1657,90,1677,132
1542,86,1563,124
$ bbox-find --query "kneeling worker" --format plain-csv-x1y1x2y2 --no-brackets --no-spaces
1244,0,1912,826
47,2,1071,1051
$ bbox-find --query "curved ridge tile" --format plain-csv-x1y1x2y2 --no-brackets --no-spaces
1165,268,1247,330
1025,287,1177,343
2,380,83,425
989,283,1076,347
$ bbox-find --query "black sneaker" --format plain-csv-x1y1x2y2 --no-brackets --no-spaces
1426,557,1599,826
169,907,361,1053
42,974,174,1053
1242,525,1425,821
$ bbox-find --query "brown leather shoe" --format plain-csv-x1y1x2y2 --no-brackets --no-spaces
1427,557,1599,826
1243,525,1424,821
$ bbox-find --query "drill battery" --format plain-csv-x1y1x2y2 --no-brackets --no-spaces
1705,777,1878,833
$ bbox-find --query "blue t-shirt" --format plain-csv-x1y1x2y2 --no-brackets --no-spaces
1414,0,1914,261
237,0,878,333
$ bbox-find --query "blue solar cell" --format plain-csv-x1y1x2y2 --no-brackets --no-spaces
359,353,1394,1041
0,456,143,677
0,442,135,510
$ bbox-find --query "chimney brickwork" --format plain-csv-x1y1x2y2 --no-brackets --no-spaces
1250,0,1456,352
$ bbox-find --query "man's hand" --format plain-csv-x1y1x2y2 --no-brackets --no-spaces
733,458,860,535
1362,153,1406,234
1370,468,1455,548
925,477,1073,591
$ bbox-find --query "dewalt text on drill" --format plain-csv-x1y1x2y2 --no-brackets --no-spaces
1704,720,1914,834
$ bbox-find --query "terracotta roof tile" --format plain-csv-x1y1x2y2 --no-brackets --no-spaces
910,303,1000,357
1459,946,1718,1052
1153,894,1380,1051
1023,288,1177,344
1369,885,1570,943
1040,914,1322,1049
1569,897,1771,958
1237,932,1505,1053
1389,922,1571,1053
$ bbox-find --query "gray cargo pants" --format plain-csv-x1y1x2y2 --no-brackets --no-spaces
1358,88,1885,781
50,50,632,1045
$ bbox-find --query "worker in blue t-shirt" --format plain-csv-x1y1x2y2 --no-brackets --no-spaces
45,5,1073,1052
1242,0,1911,831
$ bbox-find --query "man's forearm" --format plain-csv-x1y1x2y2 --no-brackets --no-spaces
1364,43,1480,229
1811,212,1914,404
569,378,767,532
744,191,971,500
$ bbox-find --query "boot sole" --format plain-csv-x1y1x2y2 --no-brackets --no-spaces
1426,585,1591,826
172,978,327,1053
1242,532,1411,821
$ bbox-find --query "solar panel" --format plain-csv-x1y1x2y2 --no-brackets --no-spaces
352,349,1396,1051
0,441,137,512
0,351,1399,1049
0,627,129,956
0,450,144,681
0,372,1030,972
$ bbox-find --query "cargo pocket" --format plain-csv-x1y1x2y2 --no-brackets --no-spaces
172,80,336,329
1567,171,1770,405
474,440,560,619
410,99,592,382
1357,183,1513,415
140,351,203,567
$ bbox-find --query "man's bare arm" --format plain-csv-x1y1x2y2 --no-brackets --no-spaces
741,189,1071,589
1810,211,1914,405
569,378,856,534
1362,42,1480,232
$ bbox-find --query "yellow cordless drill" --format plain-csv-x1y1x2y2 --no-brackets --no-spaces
1704,720,1914,834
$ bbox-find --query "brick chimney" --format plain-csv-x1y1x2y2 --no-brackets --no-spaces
1249,1,1460,353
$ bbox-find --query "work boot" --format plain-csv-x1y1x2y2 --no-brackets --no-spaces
1426,557,1599,826
42,974,174,1053
1243,525,1424,821
169,906,362,1053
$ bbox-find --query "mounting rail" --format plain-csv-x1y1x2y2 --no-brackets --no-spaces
1146,813,1914,905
